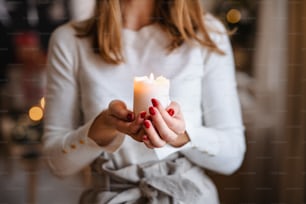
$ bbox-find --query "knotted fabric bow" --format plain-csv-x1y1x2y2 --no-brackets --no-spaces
80,153,202,204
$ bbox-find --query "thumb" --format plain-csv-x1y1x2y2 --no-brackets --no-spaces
108,100,134,121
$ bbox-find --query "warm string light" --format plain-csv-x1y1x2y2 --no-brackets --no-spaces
40,97,45,109
28,97,45,122
28,106,43,121
227,9,241,24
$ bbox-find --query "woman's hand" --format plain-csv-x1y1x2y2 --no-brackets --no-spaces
88,100,146,146
142,98,190,148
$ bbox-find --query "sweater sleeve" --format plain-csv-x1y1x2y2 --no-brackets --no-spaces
154,17,246,175
181,18,246,175
43,24,123,177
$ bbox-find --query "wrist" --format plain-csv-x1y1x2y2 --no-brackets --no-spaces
169,131,190,147
88,110,118,146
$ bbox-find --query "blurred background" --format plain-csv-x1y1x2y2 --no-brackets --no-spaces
0,0,305,203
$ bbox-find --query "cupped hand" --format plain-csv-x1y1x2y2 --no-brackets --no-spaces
142,98,190,149
88,100,146,146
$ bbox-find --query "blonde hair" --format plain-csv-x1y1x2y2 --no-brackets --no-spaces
76,0,223,64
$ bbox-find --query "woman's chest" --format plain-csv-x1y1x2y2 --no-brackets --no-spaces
77,42,205,120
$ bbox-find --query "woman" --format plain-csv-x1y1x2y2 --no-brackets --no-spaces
44,0,246,203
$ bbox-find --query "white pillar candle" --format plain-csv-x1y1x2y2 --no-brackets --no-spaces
134,73,170,115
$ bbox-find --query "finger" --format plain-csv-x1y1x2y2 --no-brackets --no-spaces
109,100,134,121
120,111,147,142
148,106,178,143
128,111,146,134
130,128,145,142
105,110,135,134
165,101,180,117
108,111,147,142
110,116,130,132
143,120,166,148
152,99,185,134
142,135,155,149
113,119,144,142
164,101,180,119
152,99,179,120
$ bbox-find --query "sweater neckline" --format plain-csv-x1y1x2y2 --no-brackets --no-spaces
122,23,157,34
122,23,158,41
122,23,167,45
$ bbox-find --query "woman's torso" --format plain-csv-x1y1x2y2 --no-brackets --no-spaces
63,21,220,203
76,24,206,167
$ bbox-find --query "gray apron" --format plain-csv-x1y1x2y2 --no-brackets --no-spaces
79,153,202,204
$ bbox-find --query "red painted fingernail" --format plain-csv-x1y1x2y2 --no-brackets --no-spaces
140,111,146,119
142,135,148,141
144,120,150,128
149,107,156,115
151,98,158,107
167,108,175,116
127,113,134,121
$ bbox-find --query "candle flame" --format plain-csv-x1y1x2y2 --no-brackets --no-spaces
149,73,154,80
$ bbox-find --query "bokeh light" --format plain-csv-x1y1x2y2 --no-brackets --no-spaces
40,97,45,109
28,106,44,121
226,9,241,24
